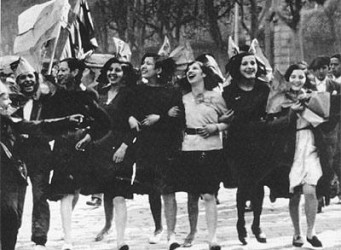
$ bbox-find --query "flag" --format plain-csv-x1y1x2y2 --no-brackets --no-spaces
112,37,132,62
61,0,98,60
169,40,194,66
158,36,171,56
266,68,291,114
228,36,239,59
13,0,70,70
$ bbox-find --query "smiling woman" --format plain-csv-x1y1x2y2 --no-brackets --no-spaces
222,52,270,246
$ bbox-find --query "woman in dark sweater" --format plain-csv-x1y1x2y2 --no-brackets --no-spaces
91,57,138,250
129,53,185,249
222,52,269,245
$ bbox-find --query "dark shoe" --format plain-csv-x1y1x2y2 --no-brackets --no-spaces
292,235,304,247
237,225,248,245
209,244,221,250
118,244,129,250
86,197,101,207
307,236,322,248
169,242,181,250
251,226,267,243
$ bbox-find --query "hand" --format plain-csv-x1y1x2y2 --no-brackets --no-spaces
197,124,218,138
291,101,304,112
112,144,127,163
75,133,91,151
297,92,311,102
168,106,180,117
68,114,84,125
218,109,234,123
128,116,140,131
142,114,160,126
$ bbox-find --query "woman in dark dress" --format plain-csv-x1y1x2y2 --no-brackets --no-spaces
41,58,110,250
90,57,138,250
128,53,185,247
222,52,269,245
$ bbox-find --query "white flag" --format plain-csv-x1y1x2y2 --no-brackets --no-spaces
158,36,171,56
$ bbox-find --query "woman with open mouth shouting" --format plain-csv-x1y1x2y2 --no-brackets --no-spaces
177,60,233,250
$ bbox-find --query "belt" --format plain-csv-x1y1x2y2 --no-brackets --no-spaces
185,128,201,135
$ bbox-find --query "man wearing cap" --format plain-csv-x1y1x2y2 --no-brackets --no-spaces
13,57,52,250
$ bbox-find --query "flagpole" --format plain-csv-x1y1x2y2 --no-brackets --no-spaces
48,23,62,74
234,3,239,46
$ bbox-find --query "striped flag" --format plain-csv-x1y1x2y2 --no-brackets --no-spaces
61,0,98,60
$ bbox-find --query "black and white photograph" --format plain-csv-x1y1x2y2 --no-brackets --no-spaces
1,0,341,249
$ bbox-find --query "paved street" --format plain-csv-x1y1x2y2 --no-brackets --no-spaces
17,184,341,250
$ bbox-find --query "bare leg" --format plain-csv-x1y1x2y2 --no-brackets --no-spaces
60,194,74,244
202,193,218,245
184,193,199,246
95,194,113,241
113,196,127,248
149,192,163,232
162,193,177,240
303,184,318,238
289,191,302,237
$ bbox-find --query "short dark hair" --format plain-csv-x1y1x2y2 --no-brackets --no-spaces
60,58,86,84
309,56,330,70
284,63,314,90
179,61,220,93
331,54,341,62
227,52,266,80
141,53,175,84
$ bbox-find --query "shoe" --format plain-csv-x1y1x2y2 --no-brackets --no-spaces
251,226,267,243
168,235,180,250
86,198,101,207
61,243,73,250
307,236,322,248
118,244,129,250
209,243,221,250
34,245,46,250
148,229,163,244
292,235,304,247
237,225,248,245
95,228,111,241
183,233,195,247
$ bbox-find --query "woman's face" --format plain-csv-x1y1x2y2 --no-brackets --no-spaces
0,93,11,115
239,55,258,79
107,63,123,85
140,57,157,79
186,62,205,85
289,69,306,91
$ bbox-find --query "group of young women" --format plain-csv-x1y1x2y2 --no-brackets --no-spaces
73,49,340,250
2,49,339,250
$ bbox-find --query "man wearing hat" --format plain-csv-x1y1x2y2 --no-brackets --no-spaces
13,57,52,250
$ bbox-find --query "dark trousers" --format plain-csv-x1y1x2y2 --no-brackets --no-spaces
1,170,27,250
29,169,50,245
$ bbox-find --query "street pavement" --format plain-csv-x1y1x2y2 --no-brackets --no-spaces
17,184,341,250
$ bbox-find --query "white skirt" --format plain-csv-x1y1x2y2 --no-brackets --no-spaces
289,117,322,193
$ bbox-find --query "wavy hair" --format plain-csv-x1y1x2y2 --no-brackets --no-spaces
179,61,220,93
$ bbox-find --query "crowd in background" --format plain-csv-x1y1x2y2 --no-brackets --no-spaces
1,49,341,250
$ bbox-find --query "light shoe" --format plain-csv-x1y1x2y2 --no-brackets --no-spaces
34,245,46,250
148,229,164,244
61,243,73,250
